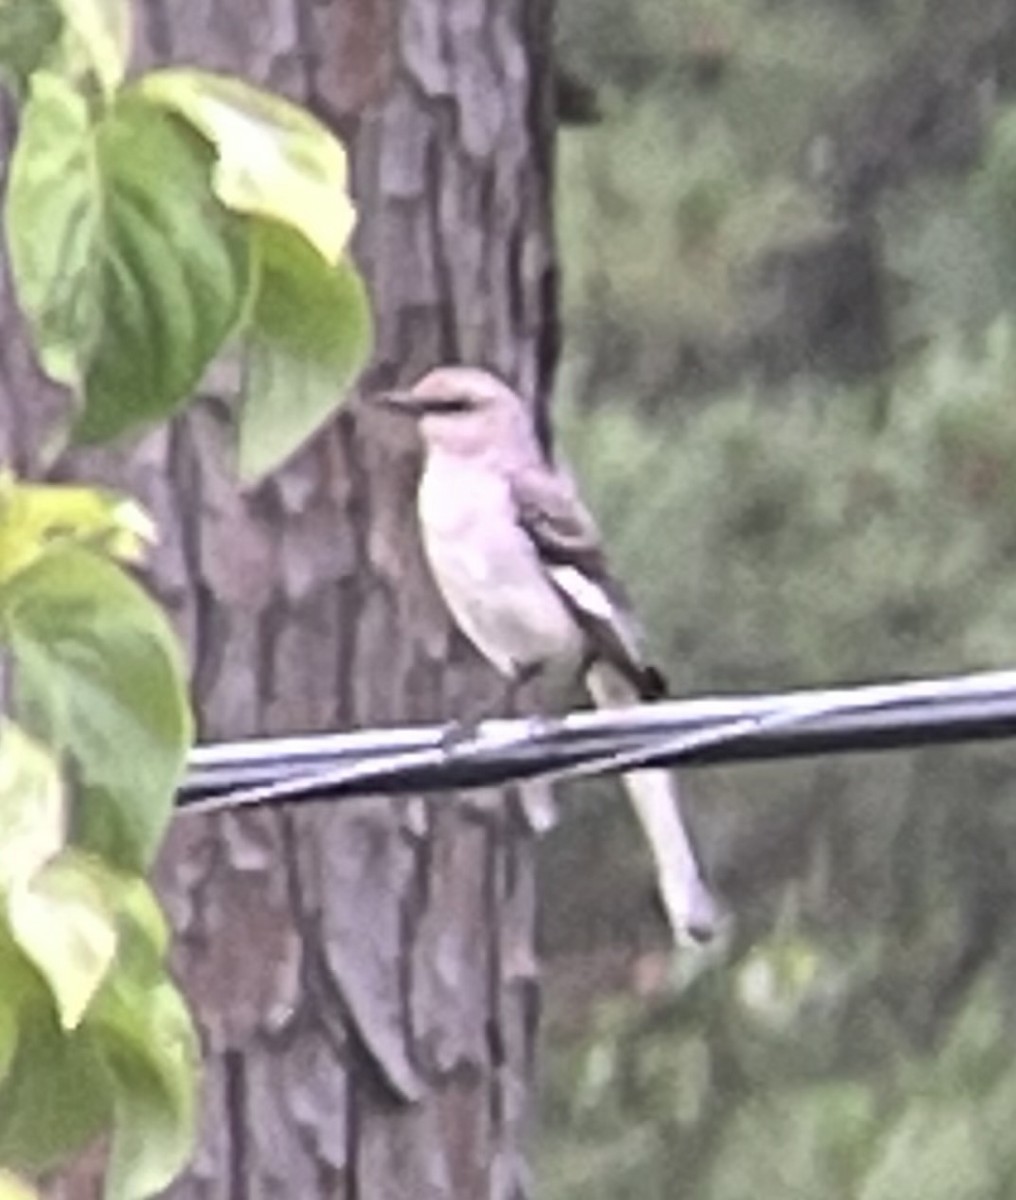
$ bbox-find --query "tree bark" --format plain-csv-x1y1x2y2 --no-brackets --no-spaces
2,1,559,1196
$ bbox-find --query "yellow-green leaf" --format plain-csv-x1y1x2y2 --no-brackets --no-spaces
0,473,155,586
8,852,118,1030
136,67,356,263
0,546,193,871
0,860,194,1186
93,972,199,1200
0,1169,40,1200
5,71,101,387
0,722,65,892
53,0,130,97
238,219,372,481
6,78,252,444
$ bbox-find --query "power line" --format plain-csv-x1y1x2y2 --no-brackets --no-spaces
178,669,1016,815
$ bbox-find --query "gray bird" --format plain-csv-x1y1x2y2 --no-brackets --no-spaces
375,365,718,945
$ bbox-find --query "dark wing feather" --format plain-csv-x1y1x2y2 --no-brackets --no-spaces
510,462,667,699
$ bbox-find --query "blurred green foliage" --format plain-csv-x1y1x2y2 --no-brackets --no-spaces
555,0,1016,400
540,331,1016,1197
556,0,922,399
541,0,1016,1194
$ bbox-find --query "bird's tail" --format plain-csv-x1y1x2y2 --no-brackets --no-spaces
586,663,719,946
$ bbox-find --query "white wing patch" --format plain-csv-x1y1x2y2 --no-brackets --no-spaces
548,565,617,622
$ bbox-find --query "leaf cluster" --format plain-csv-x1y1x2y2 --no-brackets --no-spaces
3,0,371,481
0,1,374,1195
0,479,195,1200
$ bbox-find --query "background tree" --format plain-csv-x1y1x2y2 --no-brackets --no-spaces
2,0,558,1196
539,1,1016,1196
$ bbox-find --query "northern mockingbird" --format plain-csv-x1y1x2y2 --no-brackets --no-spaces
375,365,718,945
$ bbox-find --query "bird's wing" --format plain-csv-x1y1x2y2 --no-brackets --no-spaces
514,463,717,944
510,462,666,699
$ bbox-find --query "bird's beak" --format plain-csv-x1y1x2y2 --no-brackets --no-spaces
372,389,420,414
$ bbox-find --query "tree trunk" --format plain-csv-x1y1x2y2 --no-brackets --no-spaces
2,0,559,1196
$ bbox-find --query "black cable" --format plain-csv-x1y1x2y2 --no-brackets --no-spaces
177,669,1016,815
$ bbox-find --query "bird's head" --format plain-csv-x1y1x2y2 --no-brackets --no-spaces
372,366,535,458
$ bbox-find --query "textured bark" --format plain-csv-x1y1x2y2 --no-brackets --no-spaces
1,0,558,1196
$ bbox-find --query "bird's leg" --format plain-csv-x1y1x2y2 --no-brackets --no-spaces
440,661,545,749
501,660,545,712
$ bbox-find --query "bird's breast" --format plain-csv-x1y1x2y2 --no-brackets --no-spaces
416,456,583,678
417,459,515,589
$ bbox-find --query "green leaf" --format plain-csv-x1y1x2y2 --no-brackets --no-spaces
0,722,65,891
85,871,199,1200
67,859,170,979
0,920,43,1089
105,871,170,967
8,852,119,1031
0,546,193,870
0,0,130,98
0,472,155,585
136,67,356,263
4,71,102,386
238,220,372,481
0,1001,16,1088
92,971,199,1200
0,998,112,1176
0,0,62,93
78,95,253,442
52,0,130,98
0,940,26,1092
0,863,196,1191
6,78,252,444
